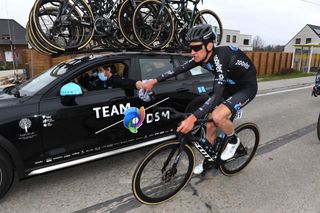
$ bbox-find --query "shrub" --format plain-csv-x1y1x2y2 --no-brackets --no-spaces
279,68,295,75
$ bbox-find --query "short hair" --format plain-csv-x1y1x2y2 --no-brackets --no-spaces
103,64,116,74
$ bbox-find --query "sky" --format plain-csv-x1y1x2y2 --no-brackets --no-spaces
0,0,319,46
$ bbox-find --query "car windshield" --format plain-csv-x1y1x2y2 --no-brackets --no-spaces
17,58,85,97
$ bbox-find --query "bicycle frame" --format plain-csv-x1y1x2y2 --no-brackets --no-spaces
160,0,201,33
168,110,247,172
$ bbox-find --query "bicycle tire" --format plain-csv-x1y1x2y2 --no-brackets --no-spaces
132,0,175,50
219,123,259,176
317,113,320,141
132,140,195,204
26,21,53,55
32,0,94,51
118,0,141,46
27,8,60,55
192,9,223,45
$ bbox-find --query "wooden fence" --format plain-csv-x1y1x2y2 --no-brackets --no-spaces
22,49,320,78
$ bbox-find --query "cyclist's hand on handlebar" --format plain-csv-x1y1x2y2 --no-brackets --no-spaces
176,114,197,134
142,79,158,91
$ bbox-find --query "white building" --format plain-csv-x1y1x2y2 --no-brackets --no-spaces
218,29,253,51
284,24,320,53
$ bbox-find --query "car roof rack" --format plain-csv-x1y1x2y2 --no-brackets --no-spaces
51,46,191,58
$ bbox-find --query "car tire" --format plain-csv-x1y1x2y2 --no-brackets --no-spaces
0,149,14,199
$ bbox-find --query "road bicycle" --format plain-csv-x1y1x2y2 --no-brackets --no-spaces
132,0,223,50
132,107,259,204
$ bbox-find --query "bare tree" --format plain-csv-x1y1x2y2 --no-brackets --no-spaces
253,35,265,51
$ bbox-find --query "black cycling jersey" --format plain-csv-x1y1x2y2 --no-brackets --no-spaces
156,45,258,119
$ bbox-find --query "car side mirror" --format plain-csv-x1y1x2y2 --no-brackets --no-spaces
60,82,83,106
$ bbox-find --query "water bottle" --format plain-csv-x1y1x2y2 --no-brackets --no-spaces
214,129,225,152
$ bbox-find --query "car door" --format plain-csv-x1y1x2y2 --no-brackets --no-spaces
38,58,148,164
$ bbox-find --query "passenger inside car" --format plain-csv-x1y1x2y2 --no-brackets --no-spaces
73,63,144,97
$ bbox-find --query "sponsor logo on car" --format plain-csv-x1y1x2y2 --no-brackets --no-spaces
123,107,145,133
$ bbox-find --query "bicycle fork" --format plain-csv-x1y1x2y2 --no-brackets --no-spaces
161,136,188,182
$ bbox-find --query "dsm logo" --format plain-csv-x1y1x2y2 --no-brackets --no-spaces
123,107,145,133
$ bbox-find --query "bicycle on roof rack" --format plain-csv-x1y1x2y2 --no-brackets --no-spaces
132,0,223,50
132,106,259,204
26,0,223,55
26,0,144,54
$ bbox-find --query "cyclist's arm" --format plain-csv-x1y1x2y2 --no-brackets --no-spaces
193,83,225,119
193,57,227,119
156,58,198,82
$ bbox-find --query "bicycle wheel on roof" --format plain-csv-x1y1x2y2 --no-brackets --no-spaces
132,0,175,50
193,9,223,45
32,0,94,51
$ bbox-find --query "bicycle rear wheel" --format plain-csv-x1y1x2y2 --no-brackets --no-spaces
219,123,259,176
132,140,195,204
193,9,223,45
32,0,94,51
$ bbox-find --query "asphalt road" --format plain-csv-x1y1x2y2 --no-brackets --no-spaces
0,80,319,213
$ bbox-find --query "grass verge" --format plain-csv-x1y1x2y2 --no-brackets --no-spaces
258,71,315,82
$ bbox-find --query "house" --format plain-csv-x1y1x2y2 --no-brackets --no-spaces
0,19,28,65
218,29,253,51
284,24,320,53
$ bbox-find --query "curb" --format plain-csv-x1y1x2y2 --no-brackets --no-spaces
257,82,314,95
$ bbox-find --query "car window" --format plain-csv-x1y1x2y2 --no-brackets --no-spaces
175,58,209,78
18,62,69,96
71,62,126,92
189,66,208,76
139,57,209,81
139,58,174,80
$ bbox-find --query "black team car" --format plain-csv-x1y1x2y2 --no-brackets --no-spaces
0,51,213,198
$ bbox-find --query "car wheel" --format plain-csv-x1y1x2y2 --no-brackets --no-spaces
0,149,14,199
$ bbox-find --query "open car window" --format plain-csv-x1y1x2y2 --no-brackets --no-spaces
71,62,127,92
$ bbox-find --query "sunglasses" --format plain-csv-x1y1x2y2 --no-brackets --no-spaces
189,44,203,52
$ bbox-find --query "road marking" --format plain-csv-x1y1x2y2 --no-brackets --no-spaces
257,123,316,156
257,85,311,97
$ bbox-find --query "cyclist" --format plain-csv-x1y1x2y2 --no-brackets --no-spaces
143,24,258,174
312,67,320,97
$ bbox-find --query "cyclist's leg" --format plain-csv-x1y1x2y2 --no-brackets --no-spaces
194,113,217,175
205,113,217,143
216,86,257,160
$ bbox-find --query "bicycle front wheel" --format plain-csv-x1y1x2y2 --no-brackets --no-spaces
132,140,195,204
118,0,141,46
193,9,223,45
219,123,259,176
132,0,175,50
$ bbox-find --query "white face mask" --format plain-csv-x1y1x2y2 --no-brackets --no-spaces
98,73,108,81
